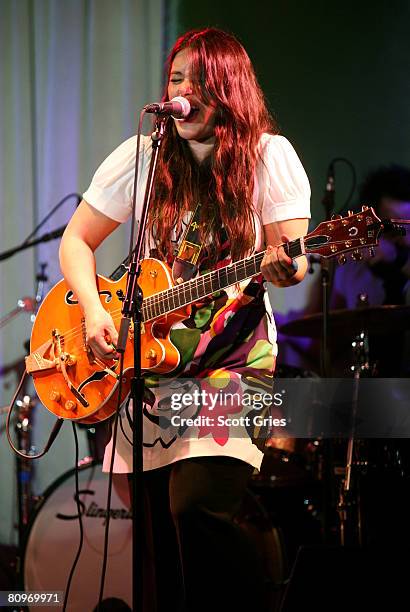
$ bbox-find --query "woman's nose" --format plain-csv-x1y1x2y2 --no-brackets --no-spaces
178,79,193,96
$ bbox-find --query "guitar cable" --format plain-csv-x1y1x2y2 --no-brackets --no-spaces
5,362,129,610
121,396,133,446
6,369,64,460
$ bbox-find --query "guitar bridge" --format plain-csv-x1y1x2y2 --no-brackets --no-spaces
26,329,89,409
25,340,55,373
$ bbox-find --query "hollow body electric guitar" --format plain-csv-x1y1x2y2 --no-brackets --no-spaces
26,207,384,424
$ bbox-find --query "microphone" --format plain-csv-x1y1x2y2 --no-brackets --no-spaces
322,161,335,218
143,96,191,119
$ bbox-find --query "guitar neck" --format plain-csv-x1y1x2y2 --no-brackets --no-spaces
142,237,304,322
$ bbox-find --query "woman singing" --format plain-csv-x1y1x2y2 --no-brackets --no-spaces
60,27,310,612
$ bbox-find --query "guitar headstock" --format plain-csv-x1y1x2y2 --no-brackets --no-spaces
303,206,382,260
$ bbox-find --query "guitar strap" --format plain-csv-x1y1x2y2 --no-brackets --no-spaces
172,201,204,283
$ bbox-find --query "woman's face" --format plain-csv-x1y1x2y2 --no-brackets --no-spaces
167,48,217,144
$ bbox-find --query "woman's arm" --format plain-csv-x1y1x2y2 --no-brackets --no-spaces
261,217,309,287
59,200,121,359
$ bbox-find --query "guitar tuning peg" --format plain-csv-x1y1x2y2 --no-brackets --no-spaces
337,254,347,265
368,247,375,258
351,249,363,261
331,213,342,220
361,205,369,211
347,210,354,216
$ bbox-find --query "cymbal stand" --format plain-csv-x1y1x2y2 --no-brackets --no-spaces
337,367,363,547
337,295,371,547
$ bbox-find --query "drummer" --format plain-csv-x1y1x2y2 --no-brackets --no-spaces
276,164,410,377
329,165,410,549
331,164,410,376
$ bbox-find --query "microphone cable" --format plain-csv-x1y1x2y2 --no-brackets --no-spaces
62,422,84,612
96,353,127,610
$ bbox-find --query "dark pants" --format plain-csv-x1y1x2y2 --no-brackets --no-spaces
135,456,266,612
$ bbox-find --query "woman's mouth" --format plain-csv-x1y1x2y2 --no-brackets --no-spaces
184,106,200,121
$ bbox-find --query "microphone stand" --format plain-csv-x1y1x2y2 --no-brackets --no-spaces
319,163,335,545
116,116,166,612
320,160,335,378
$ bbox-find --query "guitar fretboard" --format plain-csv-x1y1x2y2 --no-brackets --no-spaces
142,237,303,321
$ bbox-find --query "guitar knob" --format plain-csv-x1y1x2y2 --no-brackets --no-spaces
361,205,369,211
351,250,363,261
50,390,61,402
66,354,77,366
64,400,77,411
337,254,347,265
368,247,375,258
145,349,157,360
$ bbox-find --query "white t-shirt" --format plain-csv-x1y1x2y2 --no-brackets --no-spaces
83,132,311,472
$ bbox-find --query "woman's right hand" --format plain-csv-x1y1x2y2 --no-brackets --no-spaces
84,306,120,362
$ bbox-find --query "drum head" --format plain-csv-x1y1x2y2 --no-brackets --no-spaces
23,462,131,611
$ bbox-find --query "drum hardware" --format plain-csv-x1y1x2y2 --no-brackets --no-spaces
336,291,384,547
1,365,38,555
14,395,38,548
0,297,36,331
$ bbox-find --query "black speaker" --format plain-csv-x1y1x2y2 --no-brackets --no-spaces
280,545,405,612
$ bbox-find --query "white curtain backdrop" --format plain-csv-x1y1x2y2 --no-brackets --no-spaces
0,0,166,545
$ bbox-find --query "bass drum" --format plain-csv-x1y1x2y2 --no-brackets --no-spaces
23,461,132,612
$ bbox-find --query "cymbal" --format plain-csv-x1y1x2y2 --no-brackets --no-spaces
279,305,410,338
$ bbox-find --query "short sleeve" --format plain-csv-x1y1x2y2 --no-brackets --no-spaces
83,135,152,223
256,134,311,225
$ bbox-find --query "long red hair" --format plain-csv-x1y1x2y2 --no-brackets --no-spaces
149,28,277,263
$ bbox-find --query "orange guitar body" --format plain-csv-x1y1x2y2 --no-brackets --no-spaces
28,259,190,424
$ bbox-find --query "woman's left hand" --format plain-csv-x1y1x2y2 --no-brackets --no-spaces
261,234,298,286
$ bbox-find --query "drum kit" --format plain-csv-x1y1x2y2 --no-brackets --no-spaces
249,298,410,597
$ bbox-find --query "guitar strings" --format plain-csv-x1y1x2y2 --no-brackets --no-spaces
37,236,357,346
